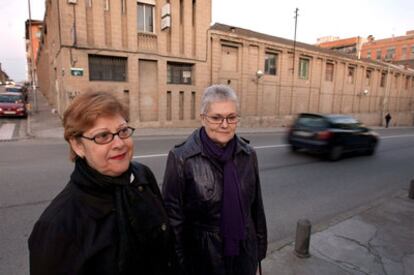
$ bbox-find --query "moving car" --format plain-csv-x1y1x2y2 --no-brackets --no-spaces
287,113,378,161
0,92,27,118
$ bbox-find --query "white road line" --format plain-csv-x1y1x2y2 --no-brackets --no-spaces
133,153,168,159
380,134,414,139
131,133,413,159
0,123,16,140
254,144,288,149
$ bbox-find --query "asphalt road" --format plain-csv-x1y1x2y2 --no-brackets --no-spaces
1,127,414,274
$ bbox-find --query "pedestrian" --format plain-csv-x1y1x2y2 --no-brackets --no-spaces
162,84,267,275
28,91,175,275
385,112,392,128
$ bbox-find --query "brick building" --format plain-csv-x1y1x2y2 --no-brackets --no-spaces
36,0,414,128
361,31,414,69
316,36,367,58
25,19,43,84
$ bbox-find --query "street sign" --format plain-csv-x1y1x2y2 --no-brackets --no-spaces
70,68,84,76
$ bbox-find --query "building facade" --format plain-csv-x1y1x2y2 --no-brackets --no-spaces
361,31,414,69
316,36,367,58
36,0,414,128
25,19,43,84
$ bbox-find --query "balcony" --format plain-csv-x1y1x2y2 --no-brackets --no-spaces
137,32,158,52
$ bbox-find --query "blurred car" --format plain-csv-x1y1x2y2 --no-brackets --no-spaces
287,113,379,161
5,85,28,102
0,92,27,118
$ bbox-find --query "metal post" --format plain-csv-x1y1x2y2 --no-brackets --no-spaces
409,180,414,199
27,0,38,112
290,8,299,115
294,219,311,258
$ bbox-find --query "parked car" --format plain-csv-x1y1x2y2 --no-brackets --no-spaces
5,85,28,102
0,92,27,118
287,113,379,161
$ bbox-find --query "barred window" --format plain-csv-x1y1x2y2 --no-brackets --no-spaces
89,55,127,81
264,53,277,75
347,66,355,84
298,58,309,80
325,62,334,82
167,62,193,84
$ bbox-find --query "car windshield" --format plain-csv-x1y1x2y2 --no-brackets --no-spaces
0,94,23,103
296,116,327,129
329,116,362,129
6,87,23,93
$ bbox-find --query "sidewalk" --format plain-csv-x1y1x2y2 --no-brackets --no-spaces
29,91,414,274
262,190,414,275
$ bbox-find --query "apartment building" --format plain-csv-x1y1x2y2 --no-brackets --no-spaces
361,31,414,69
36,0,414,128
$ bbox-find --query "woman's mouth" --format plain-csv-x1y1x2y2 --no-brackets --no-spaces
110,152,126,160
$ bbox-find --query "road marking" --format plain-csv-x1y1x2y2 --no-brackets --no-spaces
0,123,16,140
133,153,168,159
380,134,414,139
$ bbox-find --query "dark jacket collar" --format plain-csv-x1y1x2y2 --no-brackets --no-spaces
72,161,149,220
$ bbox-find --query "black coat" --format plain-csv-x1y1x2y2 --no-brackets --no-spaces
162,129,267,275
28,161,174,275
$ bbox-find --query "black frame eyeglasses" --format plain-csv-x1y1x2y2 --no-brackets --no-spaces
203,114,240,124
80,126,135,145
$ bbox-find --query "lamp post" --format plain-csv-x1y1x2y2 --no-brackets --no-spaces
27,0,38,112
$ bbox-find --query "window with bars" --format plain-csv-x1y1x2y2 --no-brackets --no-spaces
167,62,193,84
298,58,309,80
325,62,334,82
264,52,277,75
347,66,355,84
380,72,387,87
365,70,372,86
137,2,154,33
89,55,127,81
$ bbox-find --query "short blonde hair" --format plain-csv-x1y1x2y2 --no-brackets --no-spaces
63,91,129,161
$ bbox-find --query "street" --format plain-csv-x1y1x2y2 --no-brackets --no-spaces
1,127,414,274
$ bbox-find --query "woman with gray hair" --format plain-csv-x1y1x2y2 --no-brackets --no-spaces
162,84,267,275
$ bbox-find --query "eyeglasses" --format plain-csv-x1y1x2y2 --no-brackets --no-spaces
80,126,135,145
203,114,240,124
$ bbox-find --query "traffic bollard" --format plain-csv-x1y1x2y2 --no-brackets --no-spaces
294,219,311,258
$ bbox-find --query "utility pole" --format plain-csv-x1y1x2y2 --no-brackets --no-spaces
290,8,299,115
27,0,38,112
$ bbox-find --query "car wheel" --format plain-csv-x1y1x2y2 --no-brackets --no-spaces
328,145,343,161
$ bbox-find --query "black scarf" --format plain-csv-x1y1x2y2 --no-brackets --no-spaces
70,158,170,275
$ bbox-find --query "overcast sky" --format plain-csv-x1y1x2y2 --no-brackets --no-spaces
1,0,413,81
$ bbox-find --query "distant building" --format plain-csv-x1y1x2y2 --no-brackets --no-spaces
0,62,10,84
36,0,414,128
361,31,414,69
25,19,43,85
316,36,367,58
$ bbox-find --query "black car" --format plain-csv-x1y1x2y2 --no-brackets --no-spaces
287,113,379,161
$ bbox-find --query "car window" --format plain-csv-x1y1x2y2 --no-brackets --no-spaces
296,116,327,129
0,94,23,103
329,116,362,130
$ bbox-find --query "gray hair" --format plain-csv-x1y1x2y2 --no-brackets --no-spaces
200,84,239,114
